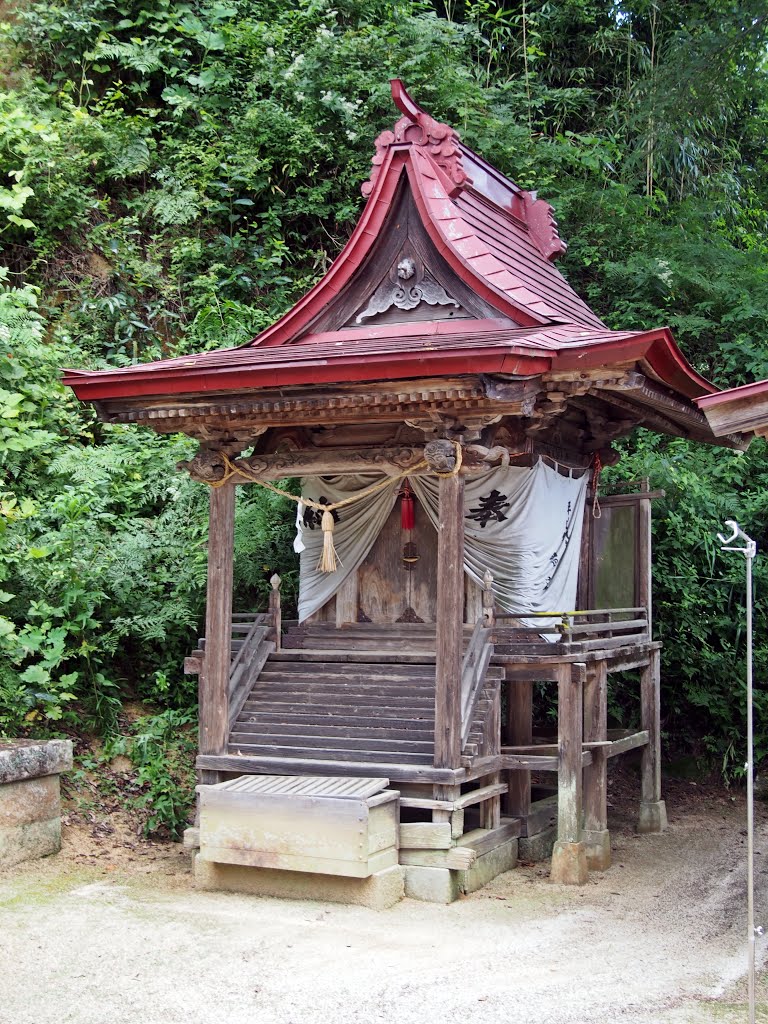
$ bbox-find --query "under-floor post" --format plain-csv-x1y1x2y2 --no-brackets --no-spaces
505,676,532,822
434,473,465,769
199,483,236,760
639,647,667,833
583,660,610,870
550,661,588,885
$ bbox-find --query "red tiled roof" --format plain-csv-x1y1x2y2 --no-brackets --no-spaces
62,80,715,406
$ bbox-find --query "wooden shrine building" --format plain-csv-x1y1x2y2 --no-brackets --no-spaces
63,82,750,904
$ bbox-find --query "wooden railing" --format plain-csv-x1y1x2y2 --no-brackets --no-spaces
492,606,650,654
185,575,284,729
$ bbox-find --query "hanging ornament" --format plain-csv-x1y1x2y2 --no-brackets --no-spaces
402,540,419,570
399,479,419,570
400,479,416,531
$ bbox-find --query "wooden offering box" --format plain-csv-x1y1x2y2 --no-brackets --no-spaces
198,775,399,878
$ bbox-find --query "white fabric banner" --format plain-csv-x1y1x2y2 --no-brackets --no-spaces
295,474,399,621
410,460,587,627
294,461,587,625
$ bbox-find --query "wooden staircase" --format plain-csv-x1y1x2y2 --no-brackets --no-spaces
228,645,502,767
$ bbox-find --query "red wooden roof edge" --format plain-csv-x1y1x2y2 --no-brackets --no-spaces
62,323,715,402
696,379,768,409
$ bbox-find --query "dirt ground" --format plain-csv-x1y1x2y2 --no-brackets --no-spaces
2,774,768,1024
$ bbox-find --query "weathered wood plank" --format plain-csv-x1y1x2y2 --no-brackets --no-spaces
434,473,464,769
583,660,608,835
199,483,235,757
399,847,477,870
197,753,467,784
505,676,532,819
459,820,521,857
641,648,662,803
399,822,453,850
557,662,584,846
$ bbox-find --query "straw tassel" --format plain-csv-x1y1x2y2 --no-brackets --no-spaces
318,509,341,573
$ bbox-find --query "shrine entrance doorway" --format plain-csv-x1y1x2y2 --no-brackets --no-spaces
356,498,439,624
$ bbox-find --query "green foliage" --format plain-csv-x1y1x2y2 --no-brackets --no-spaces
126,708,197,837
0,0,767,777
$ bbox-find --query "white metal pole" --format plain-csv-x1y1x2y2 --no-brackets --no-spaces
717,520,758,1024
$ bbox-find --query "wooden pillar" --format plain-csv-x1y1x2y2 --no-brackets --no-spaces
639,647,667,832
550,661,588,884
638,495,652,632
505,677,532,824
434,474,464,769
199,483,236,760
583,660,610,870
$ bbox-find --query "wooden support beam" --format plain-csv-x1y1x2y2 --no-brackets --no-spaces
505,675,532,820
199,483,235,759
639,647,667,832
434,473,465,769
550,661,588,884
583,660,610,870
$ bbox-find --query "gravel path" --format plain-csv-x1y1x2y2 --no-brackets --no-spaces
1,795,767,1024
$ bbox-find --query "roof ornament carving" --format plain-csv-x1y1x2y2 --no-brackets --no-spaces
523,190,568,262
355,249,461,324
362,80,471,199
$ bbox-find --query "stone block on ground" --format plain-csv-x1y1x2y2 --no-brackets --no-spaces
403,864,461,904
0,818,61,869
459,837,517,894
195,856,404,910
549,840,588,885
519,824,556,863
583,828,611,871
638,800,668,834
0,740,72,784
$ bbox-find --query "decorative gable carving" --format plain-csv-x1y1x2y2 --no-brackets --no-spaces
362,81,471,199
353,250,464,326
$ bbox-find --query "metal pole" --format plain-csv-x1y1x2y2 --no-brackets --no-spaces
717,519,758,1024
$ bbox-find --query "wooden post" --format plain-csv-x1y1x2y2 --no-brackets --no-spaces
550,661,588,884
269,573,282,651
583,660,610,869
480,680,502,830
335,570,358,626
199,483,236,761
434,473,465,769
482,568,495,628
638,495,652,632
639,647,667,832
505,676,532,825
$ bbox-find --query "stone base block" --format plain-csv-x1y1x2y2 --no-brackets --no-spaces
0,817,61,869
404,864,461,904
0,775,60,829
519,824,557,863
194,856,404,910
0,739,72,784
583,828,611,871
549,840,588,885
459,838,518,895
638,800,668,834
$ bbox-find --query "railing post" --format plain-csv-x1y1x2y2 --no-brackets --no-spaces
482,568,495,628
269,573,282,652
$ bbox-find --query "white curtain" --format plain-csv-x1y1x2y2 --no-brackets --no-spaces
295,461,587,625
295,474,399,621
410,460,587,627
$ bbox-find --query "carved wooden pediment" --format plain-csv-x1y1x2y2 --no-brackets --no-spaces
351,246,466,327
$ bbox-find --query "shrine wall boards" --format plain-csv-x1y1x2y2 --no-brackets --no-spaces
295,460,588,627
